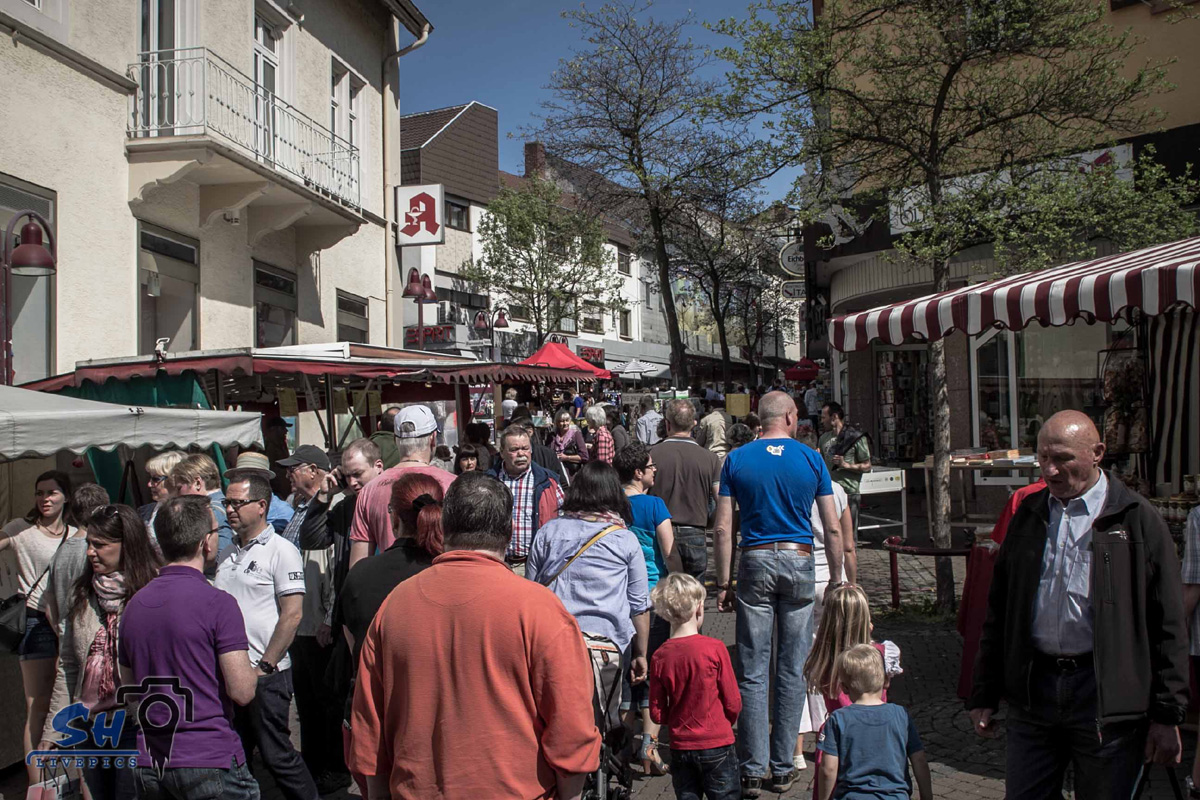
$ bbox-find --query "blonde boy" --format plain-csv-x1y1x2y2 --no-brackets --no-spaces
817,644,932,800
649,574,742,800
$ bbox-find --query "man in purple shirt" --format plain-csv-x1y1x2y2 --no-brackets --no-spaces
118,495,260,799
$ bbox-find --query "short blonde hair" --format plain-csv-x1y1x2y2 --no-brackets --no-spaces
169,453,221,491
146,450,186,478
837,643,885,698
650,573,706,625
505,388,518,400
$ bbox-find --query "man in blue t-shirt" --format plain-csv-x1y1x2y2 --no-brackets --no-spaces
713,391,844,797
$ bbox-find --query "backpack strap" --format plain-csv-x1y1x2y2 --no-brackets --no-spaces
539,525,622,588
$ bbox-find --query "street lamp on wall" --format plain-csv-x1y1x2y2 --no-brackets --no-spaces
1,210,56,385
473,307,509,362
402,268,439,350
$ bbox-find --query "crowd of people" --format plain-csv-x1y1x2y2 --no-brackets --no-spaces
7,375,1192,800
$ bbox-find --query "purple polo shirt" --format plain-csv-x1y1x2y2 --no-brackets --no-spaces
118,565,249,769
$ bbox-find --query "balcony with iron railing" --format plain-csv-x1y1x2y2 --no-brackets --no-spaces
128,47,360,212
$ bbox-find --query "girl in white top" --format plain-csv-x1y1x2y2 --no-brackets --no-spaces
0,470,77,783
794,434,858,770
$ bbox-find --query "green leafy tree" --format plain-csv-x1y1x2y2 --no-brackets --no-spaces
718,0,1196,609
462,177,622,350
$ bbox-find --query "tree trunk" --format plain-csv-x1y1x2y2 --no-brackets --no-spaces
929,256,956,613
715,309,732,393
648,203,688,388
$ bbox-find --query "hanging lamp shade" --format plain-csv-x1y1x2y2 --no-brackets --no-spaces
494,309,510,329
8,220,56,277
401,268,424,299
473,310,489,331
420,273,438,303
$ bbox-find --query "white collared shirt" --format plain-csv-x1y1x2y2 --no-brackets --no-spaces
1031,472,1109,655
215,524,306,669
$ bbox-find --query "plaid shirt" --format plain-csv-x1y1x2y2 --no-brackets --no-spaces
498,467,564,559
593,426,615,464
1182,506,1200,655
281,496,310,550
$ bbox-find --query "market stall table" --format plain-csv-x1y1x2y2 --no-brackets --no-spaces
858,468,908,541
913,461,1041,530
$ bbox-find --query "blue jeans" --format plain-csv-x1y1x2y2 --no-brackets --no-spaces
674,526,708,585
734,548,815,779
1005,659,1147,800
133,759,259,800
670,744,740,800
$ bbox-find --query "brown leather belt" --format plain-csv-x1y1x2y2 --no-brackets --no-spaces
505,555,528,565
739,542,813,553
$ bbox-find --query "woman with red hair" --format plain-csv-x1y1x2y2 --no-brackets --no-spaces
336,472,446,796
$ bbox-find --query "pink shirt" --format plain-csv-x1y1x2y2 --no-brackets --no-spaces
349,464,456,552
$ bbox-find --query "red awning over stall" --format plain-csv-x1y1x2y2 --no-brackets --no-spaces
520,342,612,380
829,237,1200,352
20,343,595,392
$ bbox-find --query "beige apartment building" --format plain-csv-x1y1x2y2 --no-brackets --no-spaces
0,0,431,386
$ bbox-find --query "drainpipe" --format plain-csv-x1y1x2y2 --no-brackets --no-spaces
382,21,431,347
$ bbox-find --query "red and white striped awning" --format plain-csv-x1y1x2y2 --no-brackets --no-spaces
829,237,1200,352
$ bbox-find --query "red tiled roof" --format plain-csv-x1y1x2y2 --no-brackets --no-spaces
400,104,469,150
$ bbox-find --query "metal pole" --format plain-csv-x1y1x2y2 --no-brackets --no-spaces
323,373,337,452
417,299,425,351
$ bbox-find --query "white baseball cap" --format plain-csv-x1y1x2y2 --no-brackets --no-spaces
394,405,439,438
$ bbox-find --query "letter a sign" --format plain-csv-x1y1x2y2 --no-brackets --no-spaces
396,184,446,245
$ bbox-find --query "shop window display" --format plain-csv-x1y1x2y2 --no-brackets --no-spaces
876,349,931,464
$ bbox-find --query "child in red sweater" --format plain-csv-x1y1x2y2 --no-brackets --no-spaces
649,574,742,800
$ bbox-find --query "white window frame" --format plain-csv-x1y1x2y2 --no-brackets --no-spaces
254,261,297,347
137,222,199,356
330,59,364,148
336,290,369,343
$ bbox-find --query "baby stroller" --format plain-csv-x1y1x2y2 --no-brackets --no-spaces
582,632,634,800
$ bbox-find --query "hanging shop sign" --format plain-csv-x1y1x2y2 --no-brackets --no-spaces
778,241,805,278
395,184,446,246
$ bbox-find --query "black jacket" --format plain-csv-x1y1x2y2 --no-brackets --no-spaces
969,472,1188,726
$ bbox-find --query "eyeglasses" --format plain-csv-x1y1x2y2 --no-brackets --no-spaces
643,463,657,471
286,464,315,475
147,475,167,485
223,498,261,510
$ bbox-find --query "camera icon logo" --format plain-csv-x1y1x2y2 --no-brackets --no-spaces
115,677,196,777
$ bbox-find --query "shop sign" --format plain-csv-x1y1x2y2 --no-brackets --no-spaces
578,345,606,365
889,144,1132,234
781,280,806,300
395,184,446,245
778,241,804,278
404,323,456,349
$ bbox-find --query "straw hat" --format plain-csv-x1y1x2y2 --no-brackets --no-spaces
224,451,275,479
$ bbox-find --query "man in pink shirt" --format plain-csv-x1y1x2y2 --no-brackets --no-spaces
348,405,455,567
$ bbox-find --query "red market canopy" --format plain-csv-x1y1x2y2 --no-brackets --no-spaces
828,236,1200,352
520,341,612,380
20,343,594,393
784,358,820,382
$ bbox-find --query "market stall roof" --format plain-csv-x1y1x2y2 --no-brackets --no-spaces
520,342,612,380
19,343,595,393
784,358,820,382
829,236,1200,352
0,384,262,460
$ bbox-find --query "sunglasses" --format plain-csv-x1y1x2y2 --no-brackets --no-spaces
90,505,120,521
223,498,263,511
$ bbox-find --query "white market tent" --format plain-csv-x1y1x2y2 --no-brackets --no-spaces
0,384,262,460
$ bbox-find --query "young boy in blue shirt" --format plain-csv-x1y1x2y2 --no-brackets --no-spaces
817,644,932,800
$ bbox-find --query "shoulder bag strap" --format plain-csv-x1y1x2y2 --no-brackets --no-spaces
540,525,622,588
25,528,70,600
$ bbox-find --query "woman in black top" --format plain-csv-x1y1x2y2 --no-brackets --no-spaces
335,472,444,657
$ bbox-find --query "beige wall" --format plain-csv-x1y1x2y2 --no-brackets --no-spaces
0,37,136,372
1113,3,1200,130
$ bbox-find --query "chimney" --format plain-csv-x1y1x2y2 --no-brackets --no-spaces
524,141,547,178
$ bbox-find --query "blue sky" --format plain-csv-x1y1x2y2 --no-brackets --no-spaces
397,1,800,202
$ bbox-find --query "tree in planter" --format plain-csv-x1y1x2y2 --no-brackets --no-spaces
461,177,623,350
717,0,1194,610
534,1,763,388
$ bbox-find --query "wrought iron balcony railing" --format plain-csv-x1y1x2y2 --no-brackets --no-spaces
129,48,360,210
